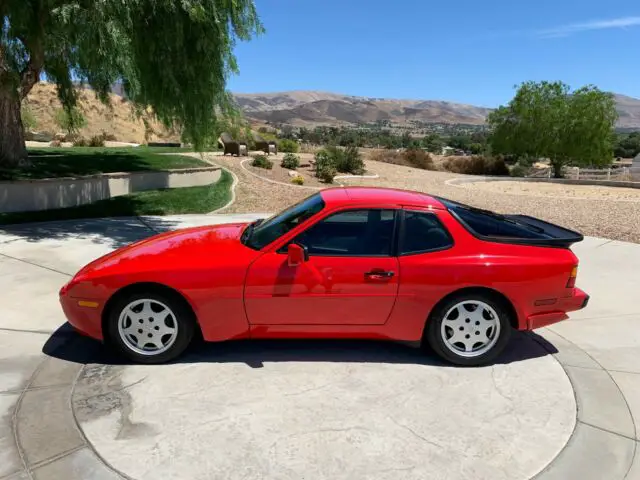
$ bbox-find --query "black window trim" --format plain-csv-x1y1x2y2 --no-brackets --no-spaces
277,207,401,258
398,209,455,256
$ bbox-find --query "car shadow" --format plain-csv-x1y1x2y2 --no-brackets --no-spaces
43,322,558,368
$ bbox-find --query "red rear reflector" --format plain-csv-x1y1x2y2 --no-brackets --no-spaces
567,266,578,288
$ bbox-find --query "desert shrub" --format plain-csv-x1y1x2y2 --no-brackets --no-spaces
444,156,509,176
101,131,117,141
318,165,337,183
281,153,300,170
336,145,364,174
369,148,434,170
73,137,88,147
320,145,364,174
314,148,332,170
291,175,305,185
404,149,434,170
88,135,105,147
510,163,530,177
251,154,273,169
278,139,299,153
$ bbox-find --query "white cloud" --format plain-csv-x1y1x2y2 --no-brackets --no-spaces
538,16,640,38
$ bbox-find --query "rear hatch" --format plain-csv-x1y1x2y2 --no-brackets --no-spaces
435,196,584,248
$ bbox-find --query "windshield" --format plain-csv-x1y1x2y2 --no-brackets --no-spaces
243,193,325,250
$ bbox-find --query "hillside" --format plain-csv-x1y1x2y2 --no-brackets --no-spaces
22,83,178,143
22,84,640,142
235,90,640,129
234,91,492,126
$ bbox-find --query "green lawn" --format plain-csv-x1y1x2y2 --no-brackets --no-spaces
0,147,208,181
0,170,233,225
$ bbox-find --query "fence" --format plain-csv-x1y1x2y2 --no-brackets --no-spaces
528,166,638,181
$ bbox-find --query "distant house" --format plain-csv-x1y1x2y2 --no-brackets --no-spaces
441,146,455,156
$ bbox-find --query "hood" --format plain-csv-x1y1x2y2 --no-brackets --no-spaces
75,222,258,280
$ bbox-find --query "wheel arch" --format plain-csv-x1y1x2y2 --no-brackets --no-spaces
423,286,519,336
101,282,202,341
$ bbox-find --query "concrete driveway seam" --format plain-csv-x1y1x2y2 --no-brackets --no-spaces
0,252,72,277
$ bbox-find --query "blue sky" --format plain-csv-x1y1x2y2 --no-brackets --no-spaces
227,0,640,106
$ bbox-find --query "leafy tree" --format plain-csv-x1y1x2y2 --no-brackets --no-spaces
54,107,87,136
0,1,263,166
422,133,444,153
448,134,472,151
488,81,618,177
614,132,640,158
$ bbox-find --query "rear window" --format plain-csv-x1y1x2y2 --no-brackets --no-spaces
437,197,552,240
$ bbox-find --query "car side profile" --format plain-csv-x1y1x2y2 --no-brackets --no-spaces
60,187,589,366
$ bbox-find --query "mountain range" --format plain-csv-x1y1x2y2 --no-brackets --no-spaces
233,91,640,129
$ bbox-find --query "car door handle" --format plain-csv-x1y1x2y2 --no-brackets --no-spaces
364,270,395,280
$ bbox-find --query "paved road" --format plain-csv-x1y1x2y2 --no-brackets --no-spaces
0,215,638,480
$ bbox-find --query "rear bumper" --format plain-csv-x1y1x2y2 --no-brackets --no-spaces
527,288,589,330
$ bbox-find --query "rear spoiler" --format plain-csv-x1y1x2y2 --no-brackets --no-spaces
503,215,584,248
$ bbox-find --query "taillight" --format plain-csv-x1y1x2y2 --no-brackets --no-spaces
566,266,578,288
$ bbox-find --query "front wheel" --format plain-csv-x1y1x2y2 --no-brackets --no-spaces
425,293,512,366
105,292,195,364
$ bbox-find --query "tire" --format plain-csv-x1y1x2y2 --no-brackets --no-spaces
105,291,195,364
424,292,513,366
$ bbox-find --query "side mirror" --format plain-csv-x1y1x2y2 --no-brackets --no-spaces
287,243,309,267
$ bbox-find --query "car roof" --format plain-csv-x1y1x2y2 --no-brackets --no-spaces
320,187,445,209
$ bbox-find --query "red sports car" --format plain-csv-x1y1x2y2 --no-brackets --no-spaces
60,187,589,366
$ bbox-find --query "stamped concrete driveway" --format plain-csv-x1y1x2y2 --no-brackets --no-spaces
0,215,638,480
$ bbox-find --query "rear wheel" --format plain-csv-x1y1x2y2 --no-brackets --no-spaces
425,293,512,366
106,292,195,364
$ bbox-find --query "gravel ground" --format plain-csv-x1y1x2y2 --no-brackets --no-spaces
460,180,640,202
197,153,640,244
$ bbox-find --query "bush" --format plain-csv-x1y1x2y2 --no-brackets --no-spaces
251,154,273,169
404,149,434,170
510,163,530,177
336,145,365,174
291,175,305,185
369,148,434,170
88,135,105,147
318,165,337,183
73,137,88,147
320,145,365,174
101,131,117,142
281,153,300,170
444,156,509,176
279,139,299,153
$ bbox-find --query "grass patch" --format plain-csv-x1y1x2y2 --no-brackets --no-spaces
0,170,233,225
0,147,207,181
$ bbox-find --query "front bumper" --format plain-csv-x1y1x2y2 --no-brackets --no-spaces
59,294,104,340
527,288,589,330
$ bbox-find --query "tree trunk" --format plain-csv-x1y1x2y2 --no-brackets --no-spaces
550,159,564,178
0,89,28,168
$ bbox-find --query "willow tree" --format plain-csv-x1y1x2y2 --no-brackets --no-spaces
488,81,618,177
0,1,263,166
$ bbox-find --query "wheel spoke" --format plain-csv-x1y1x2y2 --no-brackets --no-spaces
118,298,178,356
440,300,502,358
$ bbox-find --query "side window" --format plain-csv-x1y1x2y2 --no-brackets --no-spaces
400,211,453,255
292,209,396,256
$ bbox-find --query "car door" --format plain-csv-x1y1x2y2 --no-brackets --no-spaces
244,208,400,325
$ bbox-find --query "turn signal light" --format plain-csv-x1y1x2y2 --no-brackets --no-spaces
566,266,578,288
